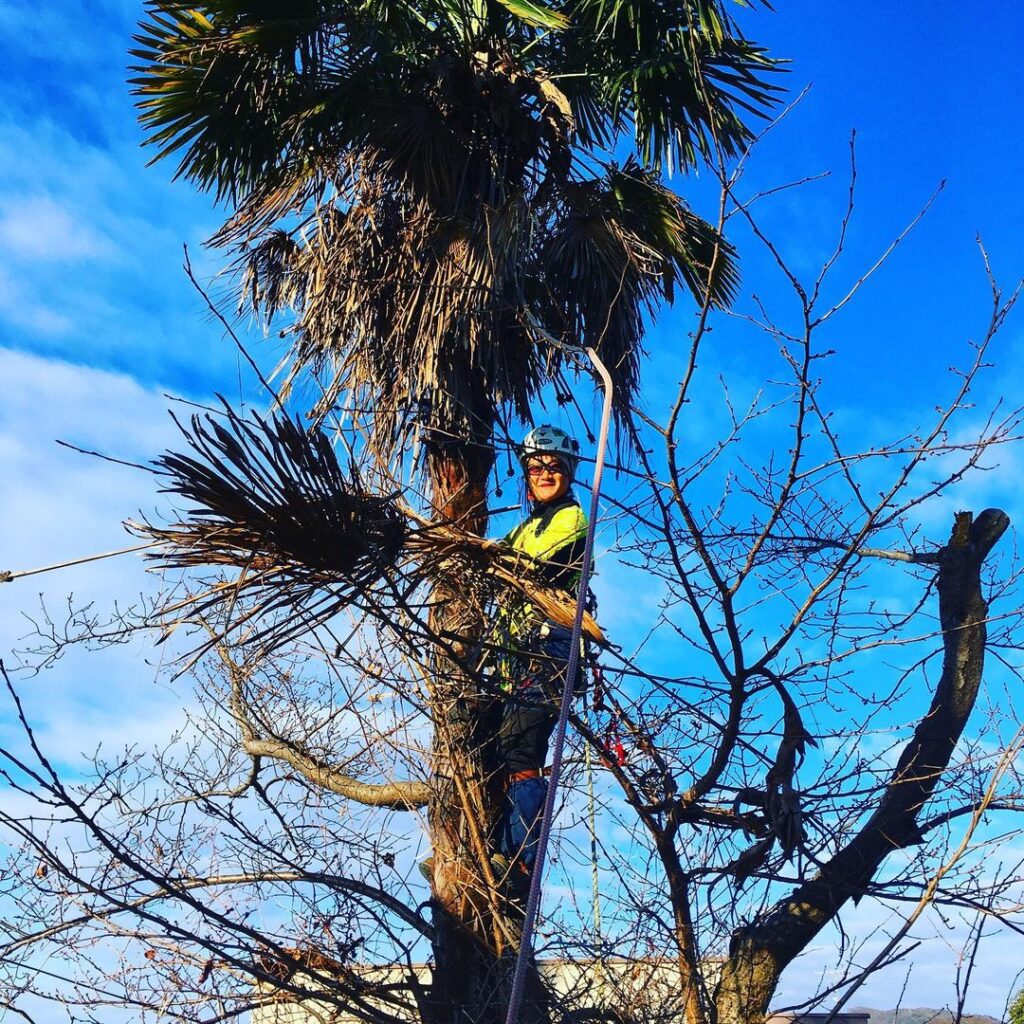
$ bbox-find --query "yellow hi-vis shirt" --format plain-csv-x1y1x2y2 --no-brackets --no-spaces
506,499,588,573
491,496,588,682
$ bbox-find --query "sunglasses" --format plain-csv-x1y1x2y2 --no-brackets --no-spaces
526,459,568,477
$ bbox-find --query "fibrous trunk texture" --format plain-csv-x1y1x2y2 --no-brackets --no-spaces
425,442,548,1024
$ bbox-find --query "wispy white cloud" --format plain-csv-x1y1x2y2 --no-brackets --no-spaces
0,265,74,335
0,194,116,263
0,348,189,768
0,0,243,394
0,112,236,384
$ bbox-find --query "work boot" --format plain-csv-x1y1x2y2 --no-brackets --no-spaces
490,853,531,904
507,861,531,901
489,852,511,882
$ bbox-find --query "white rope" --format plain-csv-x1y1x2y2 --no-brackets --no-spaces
0,542,158,583
504,346,614,1024
585,738,603,949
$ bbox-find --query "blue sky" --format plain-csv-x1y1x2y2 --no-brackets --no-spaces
1,0,1023,1018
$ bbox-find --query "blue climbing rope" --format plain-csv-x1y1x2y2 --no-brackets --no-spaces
504,342,614,1024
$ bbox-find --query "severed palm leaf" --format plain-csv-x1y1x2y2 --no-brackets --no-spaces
134,403,603,658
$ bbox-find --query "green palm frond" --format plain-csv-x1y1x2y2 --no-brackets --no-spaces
131,4,304,198
608,160,738,306
494,0,570,30
535,161,736,419
555,0,783,168
130,1,408,200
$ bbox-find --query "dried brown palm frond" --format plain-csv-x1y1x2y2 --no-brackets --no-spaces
133,404,603,658
149,401,407,577
130,401,408,656
229,51,744,457
251,183,544,444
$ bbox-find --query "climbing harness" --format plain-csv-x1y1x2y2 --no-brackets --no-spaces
509,766,550,784
504,341,613,1024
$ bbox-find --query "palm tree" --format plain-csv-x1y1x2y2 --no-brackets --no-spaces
131,2,779,1020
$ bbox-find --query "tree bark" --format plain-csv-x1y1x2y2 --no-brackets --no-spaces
713,509,1010,1024
241,738,430,809
656,833,710,1024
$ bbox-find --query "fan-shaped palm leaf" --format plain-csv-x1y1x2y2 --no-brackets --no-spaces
534,161,736,419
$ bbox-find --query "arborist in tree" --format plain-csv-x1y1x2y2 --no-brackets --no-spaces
490,424,590,887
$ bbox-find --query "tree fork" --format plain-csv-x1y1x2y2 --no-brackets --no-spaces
712,508,1010,1024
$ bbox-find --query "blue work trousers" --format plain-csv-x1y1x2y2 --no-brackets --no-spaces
496,626,575,870
500,776,549,872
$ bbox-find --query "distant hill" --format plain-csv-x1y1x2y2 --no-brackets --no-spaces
848,1008,1001,1024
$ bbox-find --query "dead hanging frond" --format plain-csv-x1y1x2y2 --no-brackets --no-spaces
729,671,818,872
131,403,603,659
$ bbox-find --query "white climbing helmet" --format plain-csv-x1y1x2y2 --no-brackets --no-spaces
519,425,580,471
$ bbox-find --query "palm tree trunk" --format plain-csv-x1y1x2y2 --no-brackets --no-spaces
424,440,549,1024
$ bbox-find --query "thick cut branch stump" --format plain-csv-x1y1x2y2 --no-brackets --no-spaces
713,509,1010,1024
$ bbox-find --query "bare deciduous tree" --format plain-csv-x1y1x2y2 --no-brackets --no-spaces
3,98,1024,1024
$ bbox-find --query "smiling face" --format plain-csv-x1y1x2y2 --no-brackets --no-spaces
525,455,571,504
